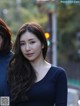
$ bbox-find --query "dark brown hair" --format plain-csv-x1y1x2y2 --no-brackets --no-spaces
0,18,12,53
8,22,48,103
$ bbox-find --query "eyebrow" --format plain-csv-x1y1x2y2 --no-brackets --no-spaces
20,41,24,43
20,38,35,42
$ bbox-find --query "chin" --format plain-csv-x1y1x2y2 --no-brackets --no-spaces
25,57,35,62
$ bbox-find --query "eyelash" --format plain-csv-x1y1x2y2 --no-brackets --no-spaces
20,43,25,46
30,41,35,44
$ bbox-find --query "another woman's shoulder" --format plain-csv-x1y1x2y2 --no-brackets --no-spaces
8,51,14,60
10,51,14,56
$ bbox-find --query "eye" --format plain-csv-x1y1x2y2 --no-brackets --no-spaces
20,42,25,46
30,41,36,44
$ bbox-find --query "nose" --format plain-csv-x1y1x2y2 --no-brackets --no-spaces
25,43,30,51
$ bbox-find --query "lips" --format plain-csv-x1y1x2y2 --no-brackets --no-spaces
26,53,34,57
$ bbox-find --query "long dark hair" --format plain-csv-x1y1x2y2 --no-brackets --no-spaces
0,18,12,54
8,22,48,103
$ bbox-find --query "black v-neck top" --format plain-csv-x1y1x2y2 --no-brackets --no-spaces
14,66,67,106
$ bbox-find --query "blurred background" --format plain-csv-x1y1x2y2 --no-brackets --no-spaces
0,0,80,105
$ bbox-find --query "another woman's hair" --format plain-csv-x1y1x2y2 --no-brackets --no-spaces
0,18,12,53
8,22,48,103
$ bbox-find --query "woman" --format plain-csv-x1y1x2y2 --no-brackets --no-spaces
8,22,67,106
0,18,13,96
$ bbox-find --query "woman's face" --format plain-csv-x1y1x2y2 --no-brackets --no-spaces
20,31,44,62
0,36,3,49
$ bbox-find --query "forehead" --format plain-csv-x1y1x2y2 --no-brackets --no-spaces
20,31,37,41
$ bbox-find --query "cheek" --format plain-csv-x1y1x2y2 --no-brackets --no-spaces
20,46,25,53
34,43,42,49
35,44,43,54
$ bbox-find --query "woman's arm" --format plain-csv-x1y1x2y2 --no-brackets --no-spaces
55,69,67,106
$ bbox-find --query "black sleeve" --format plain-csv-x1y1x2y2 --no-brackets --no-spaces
55,69,67,106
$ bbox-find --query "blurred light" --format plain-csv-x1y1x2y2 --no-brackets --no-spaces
47,40,50,46
45,32,50,46
45,32,50,39
78,100,80,106
3,9,8,15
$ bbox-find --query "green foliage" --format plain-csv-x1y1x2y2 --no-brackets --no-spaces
57,2,80,61
0,0,48,37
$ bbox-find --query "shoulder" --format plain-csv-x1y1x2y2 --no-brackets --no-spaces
9,51,14,56
50,66,67,81
4,51,14,62
50,65,66,74
7,51,14,58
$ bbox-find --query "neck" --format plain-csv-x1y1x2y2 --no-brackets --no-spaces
31,56,45,72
